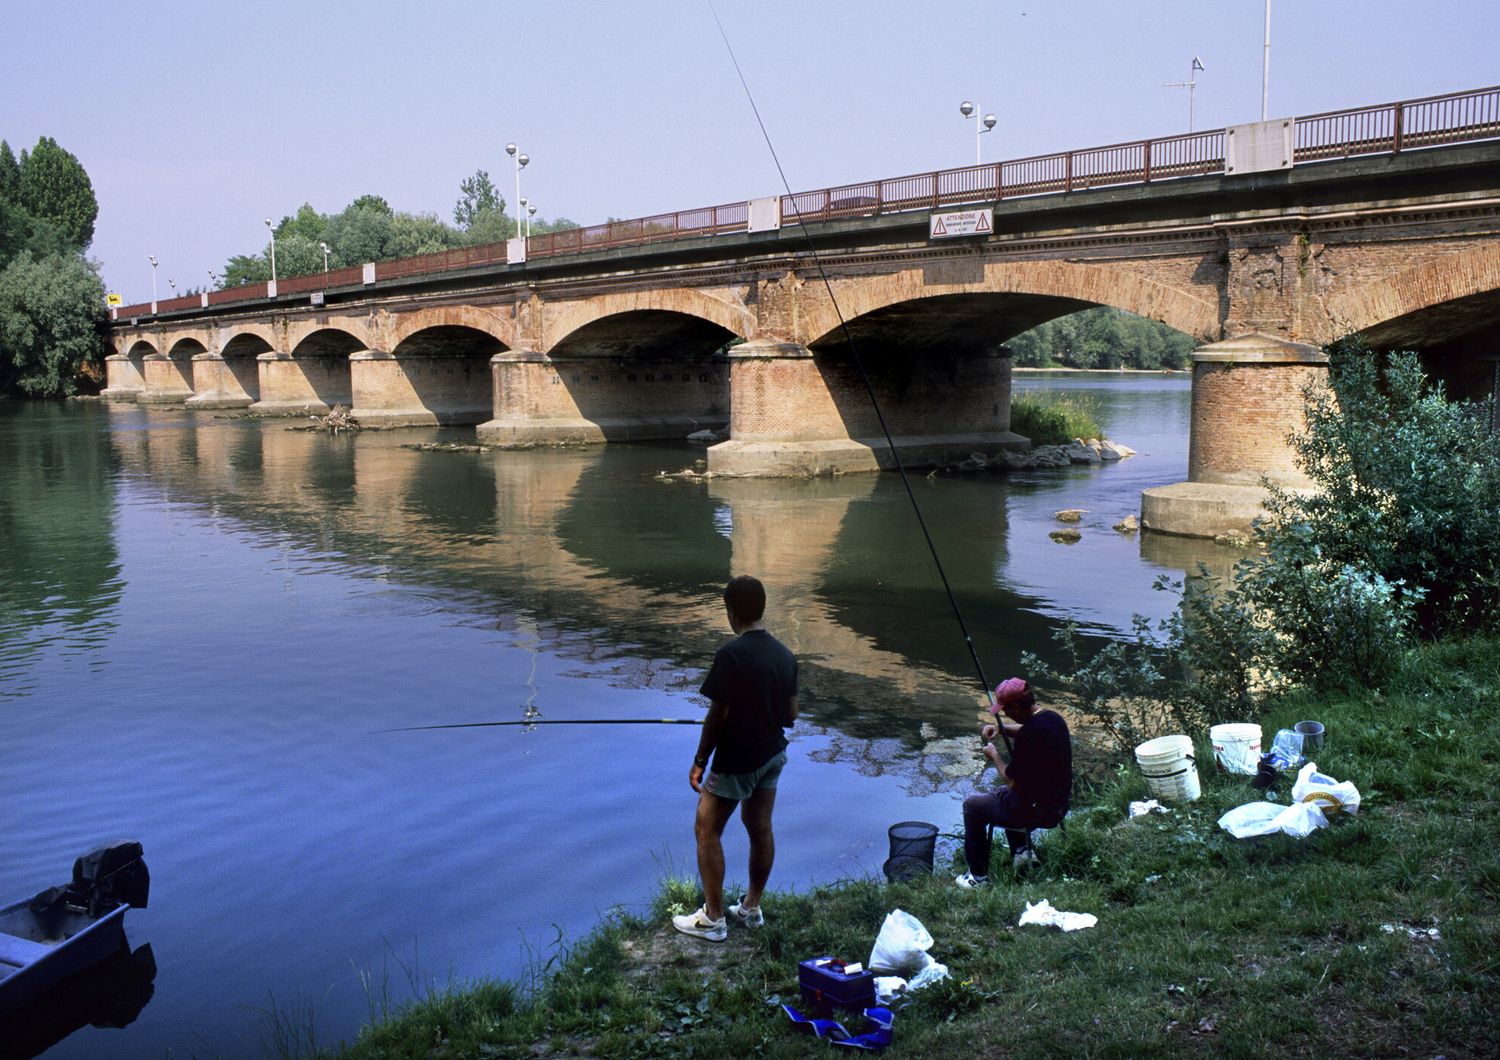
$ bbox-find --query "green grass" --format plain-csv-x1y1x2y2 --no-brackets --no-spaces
1011,391,1104,446
327,636,1499,1058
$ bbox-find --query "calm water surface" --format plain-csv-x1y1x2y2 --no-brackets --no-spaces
1,373,1226,1056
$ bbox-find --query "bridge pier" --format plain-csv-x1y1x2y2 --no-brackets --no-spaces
708,340,1025,476
349,350,491,426
102,353,145,401
1141,333,1327,538
138,352,194,404
476,349,729,446
185,352,257,409
250,351,352,417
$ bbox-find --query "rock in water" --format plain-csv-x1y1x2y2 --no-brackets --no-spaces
1049,528,1082,544
1054,509,1087,523
1114,514,1140,534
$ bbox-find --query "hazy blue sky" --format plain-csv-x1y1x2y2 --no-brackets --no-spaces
7,1,1497,302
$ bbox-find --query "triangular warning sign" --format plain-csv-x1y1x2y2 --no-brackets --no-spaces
975,211,992,233
932,216,948,235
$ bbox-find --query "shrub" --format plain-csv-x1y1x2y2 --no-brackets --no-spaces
1010,391,1102,446
1031,343,1496,736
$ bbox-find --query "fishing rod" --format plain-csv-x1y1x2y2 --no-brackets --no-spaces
705,1,1011,755
381,718,703,734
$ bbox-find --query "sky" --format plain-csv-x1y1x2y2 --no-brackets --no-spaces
7,0,1498,303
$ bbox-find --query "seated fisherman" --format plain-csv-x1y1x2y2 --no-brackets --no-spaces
956,677,1072,887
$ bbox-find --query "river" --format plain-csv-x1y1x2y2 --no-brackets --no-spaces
0,372,1231,1056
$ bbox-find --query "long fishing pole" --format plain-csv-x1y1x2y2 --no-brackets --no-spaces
705,1,1010,755
381,718,703,734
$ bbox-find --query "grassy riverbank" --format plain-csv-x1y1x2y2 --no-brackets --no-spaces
333,636,1498,1058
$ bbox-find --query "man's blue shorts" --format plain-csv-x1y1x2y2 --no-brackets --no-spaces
704,751,787,801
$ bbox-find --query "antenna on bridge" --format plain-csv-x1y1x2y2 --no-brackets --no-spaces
1164,56,1205,131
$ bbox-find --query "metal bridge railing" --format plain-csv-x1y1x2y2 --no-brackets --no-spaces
112,84,1500,322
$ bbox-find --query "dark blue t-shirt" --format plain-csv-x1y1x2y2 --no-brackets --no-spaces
699,629,798,775
1009,710,1072,816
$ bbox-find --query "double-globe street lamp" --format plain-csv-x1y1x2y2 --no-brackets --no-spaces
959,100,997,165
265,217,278,283
148,255,158,306
320,241,331,272
505,143,529,240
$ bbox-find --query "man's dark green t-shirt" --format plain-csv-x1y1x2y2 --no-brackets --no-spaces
699,629,798,775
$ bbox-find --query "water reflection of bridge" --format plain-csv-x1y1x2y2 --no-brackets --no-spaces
105,407,1230,785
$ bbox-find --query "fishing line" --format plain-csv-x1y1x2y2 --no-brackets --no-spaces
705,1,1009,752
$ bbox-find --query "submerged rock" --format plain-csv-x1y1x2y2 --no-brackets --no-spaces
1114,514,1140,534
1054,509,1087,523
1049,528,1082,544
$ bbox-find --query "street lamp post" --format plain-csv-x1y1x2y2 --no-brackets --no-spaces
1262,0,1272,121
319,241,330,272
207,269,217,289
264,217,278,283
959,100,997,165
148,255,158,307
505,143,529,240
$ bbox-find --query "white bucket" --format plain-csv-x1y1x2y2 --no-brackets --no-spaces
1134,734,1200,803
1210,723,1263,775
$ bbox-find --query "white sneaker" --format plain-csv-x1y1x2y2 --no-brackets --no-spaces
727,896,764,927
954,871,988,889
671,906,727,942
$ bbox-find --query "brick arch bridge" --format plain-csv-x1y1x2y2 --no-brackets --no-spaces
106,112,1500,534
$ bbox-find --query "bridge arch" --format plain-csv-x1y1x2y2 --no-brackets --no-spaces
125,338,159,359
800,260,1218,350
167,336,208,359
543,289,753,352
218,322,280,354
1329,242,1500,346
290,327,365,358
390,304,515,350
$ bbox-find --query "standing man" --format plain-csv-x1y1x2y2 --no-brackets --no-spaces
956,677,1072,887
672,575,799,942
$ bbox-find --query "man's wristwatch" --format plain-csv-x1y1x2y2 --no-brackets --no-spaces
694,755,708,768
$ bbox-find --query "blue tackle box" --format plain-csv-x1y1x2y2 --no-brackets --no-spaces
797,956,876,1010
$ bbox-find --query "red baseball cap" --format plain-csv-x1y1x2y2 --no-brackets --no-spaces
990,677,1030,713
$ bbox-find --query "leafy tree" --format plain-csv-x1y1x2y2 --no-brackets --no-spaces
349,193,392,216
1258,342,1500,639
387,211,462,257
277,203,327,247
1007,307,1194,370
0,141,19,204
220,252,270,288
454,169,503,230
17,136,97,250
0,251,106,396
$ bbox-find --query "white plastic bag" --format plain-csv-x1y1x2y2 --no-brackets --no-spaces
1218,799,1328,839
907,960,950,991
1290,762,1361,815
868,909,934,973
1017,898,1097,932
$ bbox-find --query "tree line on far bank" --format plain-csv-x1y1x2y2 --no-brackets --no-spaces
216,171,580,289
1007,307,1197,371
0,136,105,397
